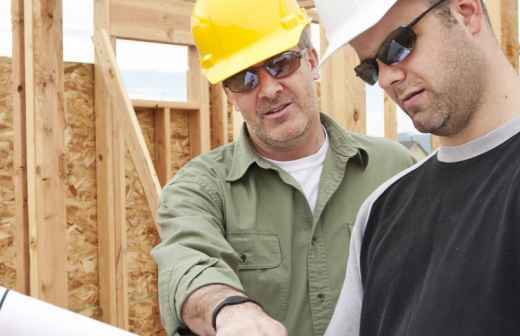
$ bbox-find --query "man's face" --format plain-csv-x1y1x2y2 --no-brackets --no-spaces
351,0,485,136
226,47,321,150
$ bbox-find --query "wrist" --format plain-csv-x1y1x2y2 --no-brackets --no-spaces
211,295,263,331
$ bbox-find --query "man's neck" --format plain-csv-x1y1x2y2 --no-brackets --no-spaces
251,123,326,161
440,62,520,147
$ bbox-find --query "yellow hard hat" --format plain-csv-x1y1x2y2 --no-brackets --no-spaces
192,0,311,84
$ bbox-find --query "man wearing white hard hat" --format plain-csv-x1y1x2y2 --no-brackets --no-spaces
152,0,415,335
315,0,520,335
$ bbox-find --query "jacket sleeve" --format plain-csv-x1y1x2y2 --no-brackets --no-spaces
151,162,244,335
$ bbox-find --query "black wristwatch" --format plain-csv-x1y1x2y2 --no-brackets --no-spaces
211,295,262,331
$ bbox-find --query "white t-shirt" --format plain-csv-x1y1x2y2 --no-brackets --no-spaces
263,130,329,212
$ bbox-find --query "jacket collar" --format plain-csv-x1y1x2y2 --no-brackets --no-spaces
226,113,369,182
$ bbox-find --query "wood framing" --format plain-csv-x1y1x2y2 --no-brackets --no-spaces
24,0,67,307
132,99,199,111
154,107,172,185
320,29,366,133
384,94,398,140
94,29,162,219
488,0,519,71
11,0,30,295
188,46,211,156
94,0,125,327
111,0,194,45
210,84,229,149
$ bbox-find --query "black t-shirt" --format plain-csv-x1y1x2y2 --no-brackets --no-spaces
324,117,520,336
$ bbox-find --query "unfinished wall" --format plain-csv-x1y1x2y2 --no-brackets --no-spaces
0,57,16,290
0,57,193,335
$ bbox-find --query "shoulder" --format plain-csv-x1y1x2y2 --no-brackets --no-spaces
349,133,416,173
171,142,236,183
352,133,413,160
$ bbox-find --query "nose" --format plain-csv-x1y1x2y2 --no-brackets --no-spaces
256,67,283,100
377,60,406,91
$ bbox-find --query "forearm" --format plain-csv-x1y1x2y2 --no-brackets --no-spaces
181,284,244,336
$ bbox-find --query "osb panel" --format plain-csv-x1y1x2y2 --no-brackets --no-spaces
64,63,100,319
0,57,16,289
127,108,165,336
170,110,191,177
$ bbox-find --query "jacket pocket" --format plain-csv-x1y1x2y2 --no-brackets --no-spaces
228,233,288,320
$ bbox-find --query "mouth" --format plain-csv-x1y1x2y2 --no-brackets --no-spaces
263,102,292,118
400,89,425,108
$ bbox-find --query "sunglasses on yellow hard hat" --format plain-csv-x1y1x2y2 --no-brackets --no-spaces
223,49,307,93
355,0,447,85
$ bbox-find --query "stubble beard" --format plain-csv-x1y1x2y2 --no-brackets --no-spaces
250,83,319,149
408,32,486,136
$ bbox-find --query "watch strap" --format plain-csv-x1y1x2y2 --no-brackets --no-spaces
211,295,262,331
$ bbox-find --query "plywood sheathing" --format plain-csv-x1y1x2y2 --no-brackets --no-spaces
64,63,100,319
0,57,16,290
127,108,164,336
170,110,192,176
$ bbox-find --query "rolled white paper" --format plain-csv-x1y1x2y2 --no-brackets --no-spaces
0,286,138,335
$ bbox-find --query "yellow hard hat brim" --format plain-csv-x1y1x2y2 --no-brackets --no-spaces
204,24,309,84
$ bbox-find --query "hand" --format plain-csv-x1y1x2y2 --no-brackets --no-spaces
215,302,288,336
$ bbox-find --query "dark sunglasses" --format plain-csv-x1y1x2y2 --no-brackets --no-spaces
355,0,447,85
223,49,307,93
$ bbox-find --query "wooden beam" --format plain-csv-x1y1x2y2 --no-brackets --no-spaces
111,0,194,45
93,29,162,221
319,27,366,133
298,0,315,8
12,0,30,295
384,94,398,140
94,0,126,327
210,84,229,149
488,0,519,71
188,47,211,156
112,101,129,330
24,0,67,307
132,99,199,111
154,108,172,186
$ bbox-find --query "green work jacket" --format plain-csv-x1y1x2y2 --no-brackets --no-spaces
152,113,415,336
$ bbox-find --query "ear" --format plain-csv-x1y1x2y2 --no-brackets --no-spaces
450,0,485,35
223,85,237,105
306,48,321,81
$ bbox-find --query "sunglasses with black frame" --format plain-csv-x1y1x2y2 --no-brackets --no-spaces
223,49,308,93
355,0,448,85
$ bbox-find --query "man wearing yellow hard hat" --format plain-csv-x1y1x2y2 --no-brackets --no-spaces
152,1,415,335
314,0,520,335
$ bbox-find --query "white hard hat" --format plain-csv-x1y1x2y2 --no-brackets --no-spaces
315,0,399,64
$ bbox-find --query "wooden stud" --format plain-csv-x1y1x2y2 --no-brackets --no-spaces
24,0,67,307
384,94,398,140
319,27,366,133
110,0,194,45
488,0,519,71
188,46,211,157
94,0,126,327
12,0,30,295
112,101,129,330
132,99,199,111
93,29,162,221
154,107,172,185
210,84,229,149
